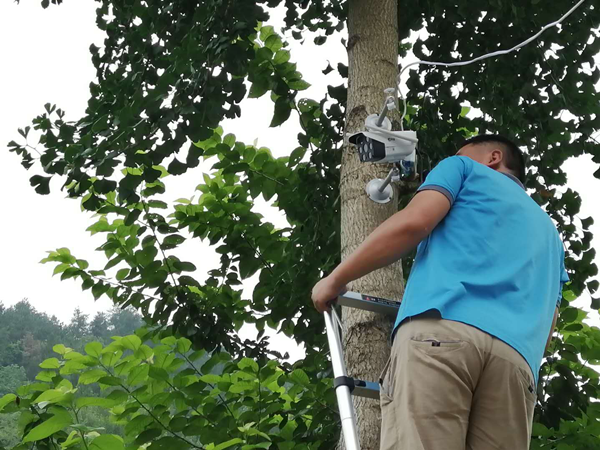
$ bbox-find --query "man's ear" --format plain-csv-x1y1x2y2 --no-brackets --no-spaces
487,149,503,170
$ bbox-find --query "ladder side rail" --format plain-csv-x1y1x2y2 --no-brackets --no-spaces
324,310,361,450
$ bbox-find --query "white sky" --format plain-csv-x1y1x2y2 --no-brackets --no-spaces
0,1,598,350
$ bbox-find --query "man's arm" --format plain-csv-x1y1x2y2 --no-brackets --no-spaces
312,190,452,313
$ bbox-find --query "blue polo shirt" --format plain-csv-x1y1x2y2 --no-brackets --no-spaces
393,156,568,383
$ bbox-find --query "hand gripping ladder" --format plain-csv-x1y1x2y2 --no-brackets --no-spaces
324,291,400,450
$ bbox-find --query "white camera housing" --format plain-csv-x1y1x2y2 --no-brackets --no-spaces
348,115,418,164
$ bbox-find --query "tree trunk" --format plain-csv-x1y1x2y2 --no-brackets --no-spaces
341,0,402,448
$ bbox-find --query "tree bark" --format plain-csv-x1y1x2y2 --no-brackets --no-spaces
341,0,402,448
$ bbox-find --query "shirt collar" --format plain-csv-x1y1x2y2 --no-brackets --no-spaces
502,172,525,190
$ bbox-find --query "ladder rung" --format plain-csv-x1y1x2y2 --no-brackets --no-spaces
337,291,400,316
351,379,380,400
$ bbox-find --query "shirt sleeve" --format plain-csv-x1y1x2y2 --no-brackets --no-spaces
557,245,569,308
418,156,469,206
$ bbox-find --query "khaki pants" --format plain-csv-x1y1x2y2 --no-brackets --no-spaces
380,316,536,450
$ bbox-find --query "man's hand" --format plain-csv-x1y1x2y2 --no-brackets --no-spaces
312,276,348,313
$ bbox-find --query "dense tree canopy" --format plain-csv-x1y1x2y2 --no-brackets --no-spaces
4,0,600,449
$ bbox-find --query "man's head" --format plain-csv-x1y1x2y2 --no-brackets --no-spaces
456,134,526,183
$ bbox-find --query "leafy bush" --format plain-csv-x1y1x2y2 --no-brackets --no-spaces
0,331,337,450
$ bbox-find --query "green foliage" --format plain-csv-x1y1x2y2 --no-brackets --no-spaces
0,301,143,445
9,0,600,448
0,334,338,449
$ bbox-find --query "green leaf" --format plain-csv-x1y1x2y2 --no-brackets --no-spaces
168,416,188,433
125,209,142,226
121,335,142,352
561,307,579,323
288,79,310,91
290,369,309,386
229,381,256,393
148,366,169,382
104,254,124,270
288,147,306,166
85,342,103,358
249,78,270,99
23,408,72,442
53,263,70,276
238,358,259,373
274,50,291,65
173,261,196,272
78,369,107,385
90,435,125,450
253,151,269,169
259,26,274,41
314,35,327,45
106,389,129,403
92,282,110,300
176,338,192,354
0,394,16,412
116,268,130,281
214,438,243,450
168,157,188,176
134,344,154,361
127,364,149,386
40,358,61,369
30,175,52,195
222,162,250,175
239,255,261,279
163,234,185,250
559,350,580,363
97,376,122,386
223,133,236,148
62,430,81,448
265,35,283,51
280,420,298,440
33,389,66,405
200,374,221,384
243,147,256,163
125,414,153,437
75,397,118,409
36,370,57,382
60,360,87,375
101,349,123,367
53,344,70,356
136,246,158,266
270,98,292,127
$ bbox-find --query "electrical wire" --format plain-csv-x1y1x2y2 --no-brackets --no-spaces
397,0,587,129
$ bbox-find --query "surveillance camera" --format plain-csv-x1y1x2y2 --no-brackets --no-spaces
348,130,417,163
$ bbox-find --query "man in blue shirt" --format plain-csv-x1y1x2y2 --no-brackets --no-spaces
312,134,568,449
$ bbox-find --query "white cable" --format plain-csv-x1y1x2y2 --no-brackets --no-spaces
397,0,587,126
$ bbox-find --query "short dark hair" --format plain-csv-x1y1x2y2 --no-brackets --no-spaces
461,134,526,184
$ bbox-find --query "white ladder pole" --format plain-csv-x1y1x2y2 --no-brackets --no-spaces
324,309,360,450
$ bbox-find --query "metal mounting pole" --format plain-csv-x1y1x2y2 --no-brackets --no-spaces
375,90,396,128
377,166,396,193
324,310,360,450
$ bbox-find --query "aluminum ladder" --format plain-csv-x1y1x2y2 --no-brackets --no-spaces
324,291,400,450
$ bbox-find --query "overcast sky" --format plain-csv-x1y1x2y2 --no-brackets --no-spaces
0,1,598,344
